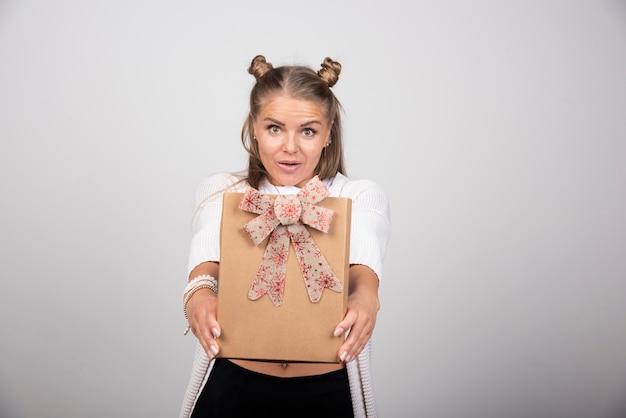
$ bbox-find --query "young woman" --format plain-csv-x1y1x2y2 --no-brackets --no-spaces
180,55,391,418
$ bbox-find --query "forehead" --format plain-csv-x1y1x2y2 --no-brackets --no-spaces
257,94,328,122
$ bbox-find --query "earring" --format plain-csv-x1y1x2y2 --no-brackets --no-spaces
325,139,332,147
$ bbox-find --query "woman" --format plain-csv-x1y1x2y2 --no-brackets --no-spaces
180,55,391,418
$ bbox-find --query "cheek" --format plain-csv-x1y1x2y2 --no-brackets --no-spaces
304,147,325,166
256,138,275,156
302,140,326,155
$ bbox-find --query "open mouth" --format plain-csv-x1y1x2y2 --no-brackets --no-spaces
279,161,300,167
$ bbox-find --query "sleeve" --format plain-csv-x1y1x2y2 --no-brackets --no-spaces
186,173,244,277
344,179,391,281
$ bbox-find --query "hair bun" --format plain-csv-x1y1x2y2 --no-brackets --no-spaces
317,57,342,87
248,55,274,80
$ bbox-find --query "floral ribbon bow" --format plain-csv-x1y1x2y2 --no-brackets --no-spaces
239,176,343,307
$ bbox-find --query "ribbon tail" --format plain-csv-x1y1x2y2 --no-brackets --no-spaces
288,225,343,303
247,227,290,307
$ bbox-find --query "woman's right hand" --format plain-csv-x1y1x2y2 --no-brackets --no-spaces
186,288,221,358
186,261,221,359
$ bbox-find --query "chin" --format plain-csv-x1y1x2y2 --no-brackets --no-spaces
271,176,302,188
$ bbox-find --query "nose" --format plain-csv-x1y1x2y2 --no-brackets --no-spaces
282,132,299,154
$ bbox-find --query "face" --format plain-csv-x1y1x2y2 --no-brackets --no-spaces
253,95,332,188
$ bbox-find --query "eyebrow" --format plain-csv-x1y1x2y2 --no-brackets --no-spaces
263,117,323,127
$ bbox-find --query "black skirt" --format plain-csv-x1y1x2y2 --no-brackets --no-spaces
191,359,354,418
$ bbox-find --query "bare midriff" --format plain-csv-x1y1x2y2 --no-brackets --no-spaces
230,359,344,378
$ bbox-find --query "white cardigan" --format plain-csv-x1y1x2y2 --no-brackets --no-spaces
180,172,391,418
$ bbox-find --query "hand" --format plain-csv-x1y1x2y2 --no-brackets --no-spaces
186,288,221,359
334,264,380,363
186,261,222,359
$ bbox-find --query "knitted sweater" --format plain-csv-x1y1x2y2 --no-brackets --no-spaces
180,172,391,418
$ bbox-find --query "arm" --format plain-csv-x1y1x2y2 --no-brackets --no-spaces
334,264,380,363
185,261,221,359
331,177,391,363
184,173,246,358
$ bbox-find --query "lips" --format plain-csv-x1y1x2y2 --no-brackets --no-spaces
278,161,301,171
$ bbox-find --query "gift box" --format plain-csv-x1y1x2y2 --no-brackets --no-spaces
216,181,351,363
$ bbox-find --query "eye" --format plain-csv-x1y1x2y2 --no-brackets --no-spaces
268,125,281,134
302,128,317,137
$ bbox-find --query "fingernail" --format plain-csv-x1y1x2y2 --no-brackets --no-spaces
333,327,344,337
212,327,220,339
209,344,219,357
340,351,348,362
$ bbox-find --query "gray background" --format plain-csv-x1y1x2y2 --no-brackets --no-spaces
1,1,625,417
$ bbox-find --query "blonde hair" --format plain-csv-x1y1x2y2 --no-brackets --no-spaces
241,55,346,189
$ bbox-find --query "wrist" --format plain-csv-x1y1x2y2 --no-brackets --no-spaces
183,274,218,321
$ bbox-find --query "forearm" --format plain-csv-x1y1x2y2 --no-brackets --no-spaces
189,261,220,281
348,264,380,311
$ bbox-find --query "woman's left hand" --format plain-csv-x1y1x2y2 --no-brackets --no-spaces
334,264,380,363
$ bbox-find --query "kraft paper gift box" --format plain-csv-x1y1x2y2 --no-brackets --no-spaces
217,185,351,363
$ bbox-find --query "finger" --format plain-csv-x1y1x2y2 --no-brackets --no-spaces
335,309,361,362
338,318,375,363
194,323,219,358
206,316,221,339
334,309,357,337
202,316,222,358
340,333,368,363
190,324,210,356
339,329,364,363
190,312,219,356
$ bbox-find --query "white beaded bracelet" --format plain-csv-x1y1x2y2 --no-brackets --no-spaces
184,274,218,299
183,274,218,333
